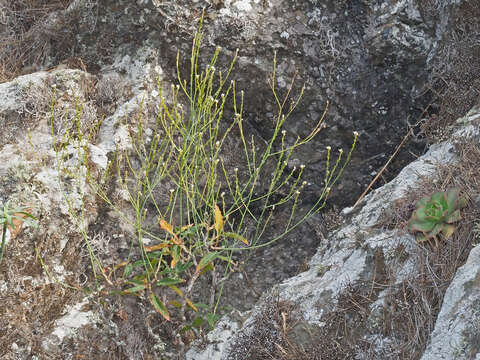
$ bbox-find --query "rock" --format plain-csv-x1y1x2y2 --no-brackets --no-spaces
421,245,480,360
1,0,480,358
187,105,480,359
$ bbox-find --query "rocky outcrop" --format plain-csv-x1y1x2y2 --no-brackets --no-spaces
186,106,480,359
3,0,452,207
1,0,479,358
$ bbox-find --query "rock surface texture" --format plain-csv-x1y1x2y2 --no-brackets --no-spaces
186,107,480,360
0,0,479,358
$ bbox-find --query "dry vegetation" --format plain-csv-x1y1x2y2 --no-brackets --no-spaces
228,139,480,360
0,0,76,82
420,0,480,142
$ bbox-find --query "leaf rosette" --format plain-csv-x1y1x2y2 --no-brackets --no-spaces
408,188,466,245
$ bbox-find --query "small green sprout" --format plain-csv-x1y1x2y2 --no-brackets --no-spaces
408,188,466,246
0,201,37,265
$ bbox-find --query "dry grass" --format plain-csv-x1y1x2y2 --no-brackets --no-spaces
373,140,480,358
0,0,74,82
239,141,480,360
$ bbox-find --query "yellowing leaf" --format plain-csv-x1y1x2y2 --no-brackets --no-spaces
145,243,170,252
168,285,184,298
224,232,249,246
186,298,198,312
158,218,182,244
159,219,174,234
214,204,223,235
170,300,182,308
180,224,195,232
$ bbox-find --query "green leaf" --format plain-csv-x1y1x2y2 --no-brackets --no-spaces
194,303,209,309
151,293,171,321
175,261,194,274
192,317,204,328
413,207,429,221
171,245,180,269
446,188,461,210
415,196,430,210
156,278,186,286
408,218,436,232
195,252,219,274
179,325,193,334
431,191,447,209
206,313,220,328
123,284,147,294
197,262,214,276
123,263,133,277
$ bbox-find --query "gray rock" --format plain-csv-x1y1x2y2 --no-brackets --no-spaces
187,105,480,359
421,245,480,360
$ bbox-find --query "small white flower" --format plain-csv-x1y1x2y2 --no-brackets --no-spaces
353,131,359,137
282,130,286,136
234,167,238,172
300,164,305,169
338,148,344,153
326,146,331,151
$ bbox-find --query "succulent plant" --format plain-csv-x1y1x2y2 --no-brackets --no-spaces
408,188,466,245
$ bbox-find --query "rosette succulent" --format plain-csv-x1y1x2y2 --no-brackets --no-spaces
408,188,466,245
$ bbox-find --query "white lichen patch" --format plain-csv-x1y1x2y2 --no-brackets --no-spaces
44,298,94,347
